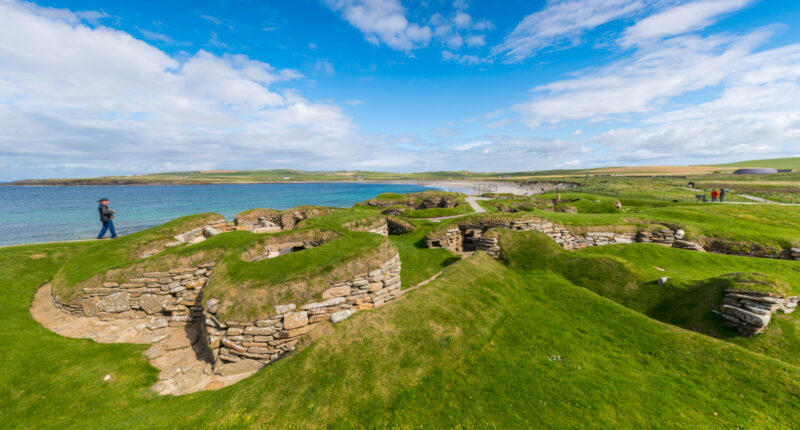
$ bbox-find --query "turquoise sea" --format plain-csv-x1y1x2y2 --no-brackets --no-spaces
0,183,442,247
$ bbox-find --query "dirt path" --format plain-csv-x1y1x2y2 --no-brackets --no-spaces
30,284,259,395
417,196,489,222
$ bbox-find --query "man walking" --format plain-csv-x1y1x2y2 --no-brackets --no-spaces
97,198,117,239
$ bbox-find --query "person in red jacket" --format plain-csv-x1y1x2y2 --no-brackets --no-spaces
711,189,720,202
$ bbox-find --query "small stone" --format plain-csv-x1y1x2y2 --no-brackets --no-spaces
658,277,669,286
97,292,131,313
674,229,686,239
203,226,222,237
103,374,111,382
331,310,356,324
215,359,264,377
273,303,296,315
322,285,351,300
206,298,220,314
282,312,309,330
138,294,164,315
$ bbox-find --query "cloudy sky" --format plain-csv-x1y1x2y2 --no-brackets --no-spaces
1,0,799,180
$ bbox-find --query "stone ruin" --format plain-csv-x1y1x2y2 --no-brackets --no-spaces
205,254,402,367
714,289,799,336
49,210,408,392
425,217,704,257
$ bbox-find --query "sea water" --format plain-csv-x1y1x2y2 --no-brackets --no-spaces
0,183,437,246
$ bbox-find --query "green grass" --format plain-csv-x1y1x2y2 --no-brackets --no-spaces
4,237,800,428
497,229,800,368
7,191,800,427
715,156,800,170
387,221,460,287
400,203,474,218
51,206,399,321
51,213,225,298
484,192,800,250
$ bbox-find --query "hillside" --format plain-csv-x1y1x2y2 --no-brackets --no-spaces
3,191,800,428
714,157,800,170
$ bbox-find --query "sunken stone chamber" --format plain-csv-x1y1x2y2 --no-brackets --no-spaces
51,263,216,325
204,254,402,367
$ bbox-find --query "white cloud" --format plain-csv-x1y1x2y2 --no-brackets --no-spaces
454,140,491,151
514,29,774,126
441,50,483,65
493,0,645,62
429,9,493,63
0,0,373,179
315,58,336,75
621,0,753,46
465,34,486,47
323,0,432,51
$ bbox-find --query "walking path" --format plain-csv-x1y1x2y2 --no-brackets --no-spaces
418,196,489,222
738,194,781,204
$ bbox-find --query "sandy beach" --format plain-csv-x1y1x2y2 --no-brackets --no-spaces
386,179,577,195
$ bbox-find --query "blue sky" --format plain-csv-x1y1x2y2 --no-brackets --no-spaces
1,0,799,180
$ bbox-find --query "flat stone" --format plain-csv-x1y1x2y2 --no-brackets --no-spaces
215,359,264,377
273,303,296,315
331,310,356,324
203,226,222,237
322,286,351,300
81,296,100,317
275,326,310,339
243,326,278,336
98,292,131,313
206,298,220,314
657,277,669,286
722,305,771,328
282,311,309,330
302,297,346,310
138,294,164,315
184,279,206,289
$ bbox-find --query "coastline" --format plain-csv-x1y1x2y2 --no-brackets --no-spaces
3,179,575,196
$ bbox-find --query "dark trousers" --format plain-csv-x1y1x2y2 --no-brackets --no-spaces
97,220,117,238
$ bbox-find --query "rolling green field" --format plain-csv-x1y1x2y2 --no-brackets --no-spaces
3,189,800,428
715,156,800,170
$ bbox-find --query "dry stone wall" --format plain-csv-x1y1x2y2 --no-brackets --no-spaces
343,218,389,236
52,252,404,377
425,218,699,256
234,208,336,233
713,289,799,336
203,254,402,368
52,262,216,327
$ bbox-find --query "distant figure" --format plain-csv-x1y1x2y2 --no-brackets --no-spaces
97,198,117,239
555,194,561,205
615,200,622,210
719,188,727,202
711,189,720,202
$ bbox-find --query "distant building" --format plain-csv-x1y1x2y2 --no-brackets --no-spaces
733,168,779,175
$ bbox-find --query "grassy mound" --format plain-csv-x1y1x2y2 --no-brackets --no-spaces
496,229,800,367
361,190,473,218
4,242,800,427
51,207,400,320
51,213,225,300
